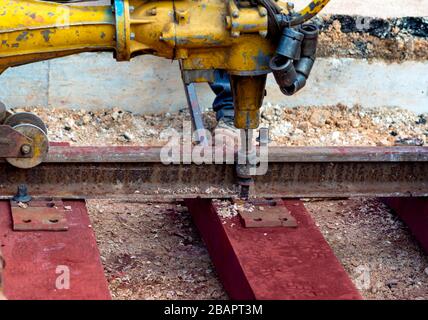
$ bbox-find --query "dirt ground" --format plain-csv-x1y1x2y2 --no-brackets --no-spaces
10,105,428,300
316,16,428,62
87,200,227,300
306,198,428,300
14,104,428,148
86,198,428,300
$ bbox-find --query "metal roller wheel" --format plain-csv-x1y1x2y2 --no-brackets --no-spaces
4,112,48,134
6,124,49,169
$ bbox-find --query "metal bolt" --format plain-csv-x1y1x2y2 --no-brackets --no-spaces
231,31,240,38
130,32,136,40
21,144,31,155
150,8,157,15
129,6,135,13
232,11,239,18
259,7,267,17
12,184,32,203
240,184,250,200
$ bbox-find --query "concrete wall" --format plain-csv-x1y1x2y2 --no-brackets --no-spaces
269,59,428,114
1,54,426,114
0,53,214,114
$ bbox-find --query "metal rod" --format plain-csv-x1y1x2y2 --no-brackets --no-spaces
180,66,209,146
33,145,428,163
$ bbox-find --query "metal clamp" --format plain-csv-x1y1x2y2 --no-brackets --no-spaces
0,125,33,159
113,0,131,61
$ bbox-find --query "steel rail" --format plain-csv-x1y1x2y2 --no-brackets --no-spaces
0,145,427,199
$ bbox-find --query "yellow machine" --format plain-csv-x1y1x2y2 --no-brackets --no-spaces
0,0,329,170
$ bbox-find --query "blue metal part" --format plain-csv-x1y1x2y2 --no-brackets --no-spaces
113,0,130,61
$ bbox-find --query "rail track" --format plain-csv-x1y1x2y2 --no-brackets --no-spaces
1,144,428,300
0,145,427,200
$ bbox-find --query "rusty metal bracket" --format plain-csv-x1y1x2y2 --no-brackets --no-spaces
0,125,33,158
235,198,298,228
10,199,69,231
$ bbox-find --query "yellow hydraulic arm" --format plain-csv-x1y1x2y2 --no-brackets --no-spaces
292,0,330,25
0,0,329,130
0,0,330,70
0,0,330,185
0,0,116,73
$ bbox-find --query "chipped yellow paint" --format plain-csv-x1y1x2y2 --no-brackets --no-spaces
126,0,273,74
0,0,115,72
231,74,267,129
0,0,276,75
294,0,331,25
0,0,328,75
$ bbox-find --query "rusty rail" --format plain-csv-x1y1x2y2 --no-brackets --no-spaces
0,145,427,199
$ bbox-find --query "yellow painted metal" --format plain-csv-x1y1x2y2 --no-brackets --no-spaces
0,0,281,75
114,0,131,61
298,0,330,18
6,123,49,169
126,0,274,75
0,0,115,73
292,0,331,25
231,74,267,129
0,0,329,131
